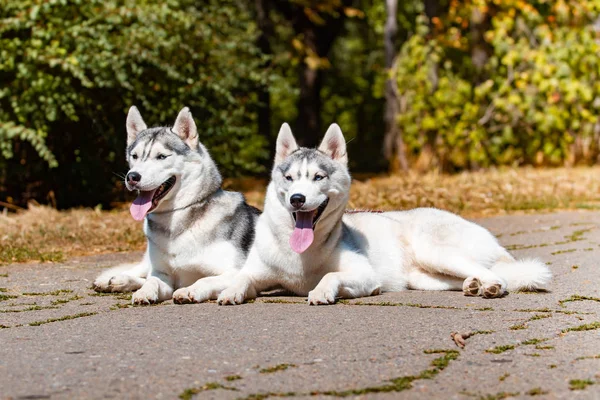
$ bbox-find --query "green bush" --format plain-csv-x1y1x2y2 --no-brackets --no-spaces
394,1,600,171
0,0,268,207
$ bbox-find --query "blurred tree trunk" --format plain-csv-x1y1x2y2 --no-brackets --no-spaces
295,22,323,147
292,10,347,146
272,1,349,147
255,0,274,163
470,6,492,86
382,0,408,173
413,0,448,172
469,5,492,170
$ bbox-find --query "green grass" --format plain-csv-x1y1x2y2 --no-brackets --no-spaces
109,303,132,310
179,382,238,400
0,293,17,301
238,392,297,400
51,295,83,305
526,387,549,396
551,249,576,255
514,308,553,313
0,305,59,313
528,314,552,321
89,292,132,300
0,245,64,264
569,379,595,390
562,321,600,333
28,312,97,326
477,392,519,400
239,349,460,399
486,345,515,354
576,354,600,361
565,228,593,242
259,364,296,374
521,338,549,346
22,289,73,296
472,330,494,335
224,375,242,381
260,299,304,304
535,345,554,350
559,295,600,307
509,323,527,330
498,373,510,382
346,300,460,310
514,307,587,315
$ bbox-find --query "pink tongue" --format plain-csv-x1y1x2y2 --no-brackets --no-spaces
130,190,156,221
290,211,315,253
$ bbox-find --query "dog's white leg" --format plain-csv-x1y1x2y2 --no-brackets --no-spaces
308,271,380,305
406,269,464,291
216,272,257,305
93,250,150,293
132,270,173,305
308,251,380,305
173,273,236,304
414,247,506,298
217,249,274,305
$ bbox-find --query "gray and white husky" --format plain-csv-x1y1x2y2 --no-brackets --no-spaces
93,106,259,305
218,123,552,305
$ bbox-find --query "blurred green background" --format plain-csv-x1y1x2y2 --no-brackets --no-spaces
1,0,599,208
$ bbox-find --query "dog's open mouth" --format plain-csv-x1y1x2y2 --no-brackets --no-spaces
130,176,176,221
290,198,329,254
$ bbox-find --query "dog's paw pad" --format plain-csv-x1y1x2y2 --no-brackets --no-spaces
482,283,504,299
307,289,336,305
463,277,482,297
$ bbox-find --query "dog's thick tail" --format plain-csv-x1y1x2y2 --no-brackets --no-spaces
491,257,552,291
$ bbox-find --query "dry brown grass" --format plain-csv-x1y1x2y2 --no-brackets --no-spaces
0,205,145,264
2,166,600,264
347,166,600,216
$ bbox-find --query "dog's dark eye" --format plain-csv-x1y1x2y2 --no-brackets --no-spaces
131,154,138,160
314,174,325,181
285,175,293,182
157,154,167,160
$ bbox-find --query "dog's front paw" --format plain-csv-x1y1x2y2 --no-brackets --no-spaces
307,288,336,305
173,287,212,304
92,276,112,293
217,288,245,305
107,275,142,293
173,288,193,304
132,289,158,305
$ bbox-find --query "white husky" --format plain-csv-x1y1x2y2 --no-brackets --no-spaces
93,107,259,305
218,123,552,305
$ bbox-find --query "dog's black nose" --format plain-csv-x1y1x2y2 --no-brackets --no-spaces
290,194,306,209
127,172,142,185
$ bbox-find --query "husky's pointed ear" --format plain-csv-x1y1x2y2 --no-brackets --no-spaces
318,123,347,164
275,123,298,165
126,106,147,146
173,107,199,150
